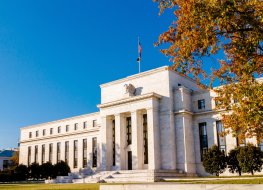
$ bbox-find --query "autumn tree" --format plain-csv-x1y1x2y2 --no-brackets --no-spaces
154,0,263,141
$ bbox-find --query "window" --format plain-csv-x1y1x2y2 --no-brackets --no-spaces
34,145,38,163
126,117,132,145
74,123,78,130
50,128,53,135
259,141,263,151
112,120,116,166
199,122,208,161
198,99,205,109
83,139,87,168
43,129,46,136
74,140,78,168
93,120,97,127
41,144,45,164
36,131,39,137
83,121,87,129
57,142,61,163
214,98,221,107
58,126,61,133
143,114,148,164
49,143,53,163
3,160,9,170
216,121,226,153
65,141,69,164
28,146,31,166
92,137,97,167
29,132,32,138
66,125,69,132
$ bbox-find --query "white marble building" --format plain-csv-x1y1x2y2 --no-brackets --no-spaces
19,66,263,177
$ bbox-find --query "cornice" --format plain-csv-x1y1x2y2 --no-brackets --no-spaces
20,127,100,144
20,112,100,131
100,66,169,88
97,92,162,109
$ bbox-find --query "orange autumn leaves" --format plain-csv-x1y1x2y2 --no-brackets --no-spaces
154,0,263,141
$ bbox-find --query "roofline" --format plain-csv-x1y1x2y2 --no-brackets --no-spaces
20,112,100,130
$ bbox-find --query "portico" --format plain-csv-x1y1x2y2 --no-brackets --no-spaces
98,92,161,171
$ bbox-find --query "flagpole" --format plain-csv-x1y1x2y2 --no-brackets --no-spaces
138,36,141,73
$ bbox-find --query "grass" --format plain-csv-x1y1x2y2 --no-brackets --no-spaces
0,184,99,190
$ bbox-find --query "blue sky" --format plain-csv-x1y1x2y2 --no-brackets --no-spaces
0,0,177,149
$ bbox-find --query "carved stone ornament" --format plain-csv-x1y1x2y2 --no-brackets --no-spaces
124,84,136,97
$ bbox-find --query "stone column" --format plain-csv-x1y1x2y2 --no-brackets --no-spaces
61,141,65,163
78,139,83,169
100,116,113,171
147,108,160,170
68,140,74,170
115,113,126,170
131,110,143,170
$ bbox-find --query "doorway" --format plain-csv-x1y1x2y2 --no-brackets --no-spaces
127,151,132,170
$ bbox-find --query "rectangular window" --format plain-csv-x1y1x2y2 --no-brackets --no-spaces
93,120,97,127
83,139,87,168
198,99,205,109
259,141,263,151
74,123,78,130
126,117,132,145
216,121,226,153
49,143,53,163
92,137,97,167
66,125,69,132
29,132,32,138
3,160,9,170
43,129,46,136
36,131,39,137
50,128,53,135
57,142,61,163
41,144,45,164
28,146,31,166
34,145,38,163
74,140,78,168
65,141,69,164
143,114,148,164
112,120,116,166
58,126,61,134
199,122,208,161
83,121,87,129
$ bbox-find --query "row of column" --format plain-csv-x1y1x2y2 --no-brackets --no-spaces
100,107,160,171
27,138,95,170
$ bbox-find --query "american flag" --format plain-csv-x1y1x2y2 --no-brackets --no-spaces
137,38,142,62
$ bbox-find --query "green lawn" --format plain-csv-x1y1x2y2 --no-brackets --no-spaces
0,184,99,190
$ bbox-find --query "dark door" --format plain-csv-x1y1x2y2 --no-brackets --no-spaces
128,151,132,170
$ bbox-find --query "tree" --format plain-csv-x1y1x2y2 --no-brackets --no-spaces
237,143,263,175
53,161,70,177
10,151,19,170
154,0,263,141
29,162,41,180
40,162,54,179
14,164,29,181
227,147,242,176
202,145,227,176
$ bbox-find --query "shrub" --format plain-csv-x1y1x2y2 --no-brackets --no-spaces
29,162,41,180
14,164,28,181
237,143,263,175
203,145,227,176
227,147,242,176
53,161,71,177
40,162,54,179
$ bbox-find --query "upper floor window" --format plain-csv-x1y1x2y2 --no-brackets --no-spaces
58,126,61,134
29,132,32,138
93,120,97,127
43,129,46,136
198,99,205,109
66,125,69,132
83,121,87,129
50,128,53,135
74,123,78,130
36,131,39,137
259,141,263,151
126,117,132,145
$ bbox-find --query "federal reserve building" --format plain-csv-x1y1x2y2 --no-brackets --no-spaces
19,66,263,182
